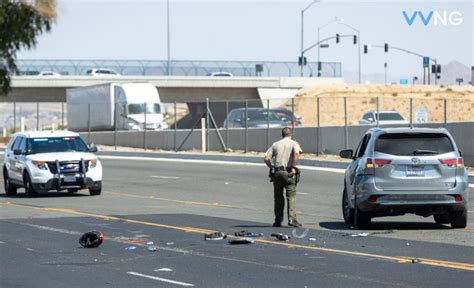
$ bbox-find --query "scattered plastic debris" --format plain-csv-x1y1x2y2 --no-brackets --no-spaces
406,243,410,246
292,228,309,239
309,238,316,241
155,268,173,272
224,182,230,185
125,246,137,250
234,231,264,238
228,238,255,244
147,246,158,252
411,258,421,264
205,232,227,241
271,233,290,241
351,232,371,237
79,231,104,248
146,241,154,246
166,242,174,246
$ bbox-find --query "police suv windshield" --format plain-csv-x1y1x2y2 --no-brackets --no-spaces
27,137,89,154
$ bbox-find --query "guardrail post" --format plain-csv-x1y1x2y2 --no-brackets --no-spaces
36,102,40,131
61,102,65,130
201,118,206,153
245,100,248,153
114,102,117,150
225,101,229,149
409,98,413,129
344,97,348,149
87,103,91,145
376,96,380,128
174,101,177,151
206,98,210,151
143,102,147,150
317,97,320,155
291,97,295,131
443,99,447,128
13,102,16,133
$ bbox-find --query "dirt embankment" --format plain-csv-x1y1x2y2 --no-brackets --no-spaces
280,84,474,127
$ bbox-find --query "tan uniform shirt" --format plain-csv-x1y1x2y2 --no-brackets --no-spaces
265,137,303,168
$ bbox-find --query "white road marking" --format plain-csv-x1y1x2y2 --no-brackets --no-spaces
127,272,194,287
21,223,81,235
151,175,180,179
297,192,309,195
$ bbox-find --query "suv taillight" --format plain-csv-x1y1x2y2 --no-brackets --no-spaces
366,158,391,168
439,158,464,168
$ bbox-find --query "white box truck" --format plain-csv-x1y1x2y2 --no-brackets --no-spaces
66,83,168,131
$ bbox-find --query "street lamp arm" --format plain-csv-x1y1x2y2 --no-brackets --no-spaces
337,22,360,33
371,45,435,62
302,0,321,13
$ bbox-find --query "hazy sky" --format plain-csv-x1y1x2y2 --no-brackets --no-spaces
17,0,473,78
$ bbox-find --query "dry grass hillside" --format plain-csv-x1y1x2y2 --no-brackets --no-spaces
282,84,474,127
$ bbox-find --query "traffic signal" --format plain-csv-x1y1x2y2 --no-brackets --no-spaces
384,43,388,52
317,61,322,71
431,64,441,74
364,45,368,54
336,34,340,44
353,35,357,45
298,56,307,66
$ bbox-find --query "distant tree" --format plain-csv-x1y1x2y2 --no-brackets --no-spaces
0,0,56,95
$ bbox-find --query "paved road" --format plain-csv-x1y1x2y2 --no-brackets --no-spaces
1,157,473,287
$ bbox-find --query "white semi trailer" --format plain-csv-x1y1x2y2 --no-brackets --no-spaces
66,83,168,131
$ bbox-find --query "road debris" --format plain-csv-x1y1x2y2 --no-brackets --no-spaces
166,242,175,246
228,238,255,244
234,231,264,238
292,228,309,239
271,233,290,241
351,232,371,237
205,232,227,241
411,258,421,264
155,268,173,272
125,246,137,250
309,238,316,241
79,231,104,248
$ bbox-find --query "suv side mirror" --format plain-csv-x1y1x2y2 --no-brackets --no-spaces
339,149,354,159
367,117,374,123
13,149,24,155
89,146,98,153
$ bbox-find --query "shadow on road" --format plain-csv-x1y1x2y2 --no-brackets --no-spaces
319,221,451,231
0,192,90,198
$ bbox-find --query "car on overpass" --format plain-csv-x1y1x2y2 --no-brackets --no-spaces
340,127,468,229
223,108,287,128
207,72,233,77
85,68,121,76
3,130,102,197
359,111,408,125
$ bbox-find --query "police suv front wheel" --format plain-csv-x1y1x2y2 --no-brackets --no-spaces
3,168,17,196
23,172,38,198
89,182,102,196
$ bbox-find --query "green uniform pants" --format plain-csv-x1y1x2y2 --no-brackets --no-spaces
272,171,297,224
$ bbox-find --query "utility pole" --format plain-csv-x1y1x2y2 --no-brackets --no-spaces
300,1,320,77
384,62,388,85
167,0,171,76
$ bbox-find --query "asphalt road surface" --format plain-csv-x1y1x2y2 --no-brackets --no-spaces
1,157,473,287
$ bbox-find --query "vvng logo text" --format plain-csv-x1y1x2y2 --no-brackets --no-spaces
402,11,463,26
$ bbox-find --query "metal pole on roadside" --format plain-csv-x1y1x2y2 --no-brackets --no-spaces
13,102,16,133
167,0,171,75
266,99,270,149
174,101,177,151
443,99,447,128
376,97,380,128
317,97,320,155
114,103,117,151
143,102,147,150
206,98,210,151
344,97,348,149
88,103,91,144
245,100,248,153
291,98,295,131
225,101,229,149
409,98,413,129
61,102,65,130
36,102,40,131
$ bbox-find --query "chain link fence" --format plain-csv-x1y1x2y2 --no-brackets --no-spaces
15,59,342,78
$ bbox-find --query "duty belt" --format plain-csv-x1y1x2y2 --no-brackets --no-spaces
274,166,287,172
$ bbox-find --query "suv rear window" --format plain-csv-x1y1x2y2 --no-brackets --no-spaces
377,113,404,120
375,133,454,156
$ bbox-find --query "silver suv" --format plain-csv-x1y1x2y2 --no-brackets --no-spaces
340,128,468,229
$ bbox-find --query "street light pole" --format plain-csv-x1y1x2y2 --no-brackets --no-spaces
337,21,361,84
300,0,320,77
167,0,171,76
317,17,339,77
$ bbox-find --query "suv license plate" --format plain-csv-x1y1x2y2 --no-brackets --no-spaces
406,167,424,177
64,176,76,182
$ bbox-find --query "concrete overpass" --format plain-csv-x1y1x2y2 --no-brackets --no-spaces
4,76,343,103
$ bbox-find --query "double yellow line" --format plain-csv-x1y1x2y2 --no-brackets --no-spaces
2,200,473,272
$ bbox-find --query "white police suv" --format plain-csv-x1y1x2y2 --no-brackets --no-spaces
3,131,102,197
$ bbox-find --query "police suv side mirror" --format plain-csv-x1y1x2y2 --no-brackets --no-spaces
13,149,24,155
339,149,353,159
89,146,98,153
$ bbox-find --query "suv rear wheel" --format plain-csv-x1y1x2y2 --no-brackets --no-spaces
23,172,38,198
3,168,17,196
433,214,450,225
342,187,354,225
450,210,467,229
354,197,371,229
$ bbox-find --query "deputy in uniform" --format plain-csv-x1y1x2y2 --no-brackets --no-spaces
264,127,303,227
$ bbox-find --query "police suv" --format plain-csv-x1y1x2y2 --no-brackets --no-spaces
3,131,102,197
